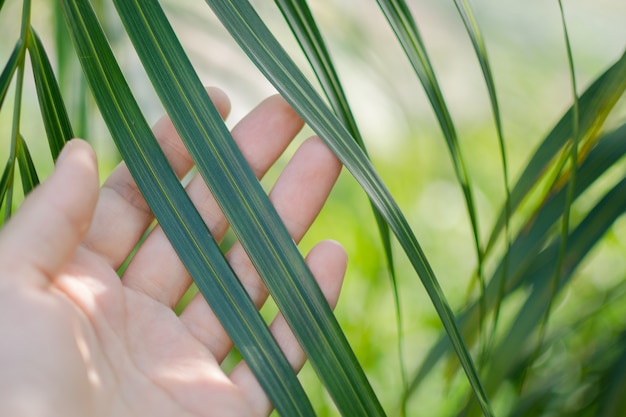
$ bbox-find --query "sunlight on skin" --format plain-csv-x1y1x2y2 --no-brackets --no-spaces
0,88,345,417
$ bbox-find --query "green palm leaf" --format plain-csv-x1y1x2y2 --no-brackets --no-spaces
204,0,491,415
59,0,314,415
4,0,31,220
409,122,626,399
452,0,512,352
15,135,38,194
375,0,487,333
274,0,407,401
525,1,582,392
112,0,384,415
0,159,15,211
0,42,22,111
27,26,73,160
485,51,626,254
474,172,626,414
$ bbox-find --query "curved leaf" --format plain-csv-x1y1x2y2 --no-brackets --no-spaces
27,26,73,160
204,0,491,415
477,173,626,409
452,0,512,354
409,123,626,397
525,0,582,392
15,135,39,195
113,0,384,415
0,41,23,110
274,0,406,399
59,1,314,415
485,51,626,253
375,0,487,337
0,158,15,214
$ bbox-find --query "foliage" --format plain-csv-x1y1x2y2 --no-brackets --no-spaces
1,0,625,415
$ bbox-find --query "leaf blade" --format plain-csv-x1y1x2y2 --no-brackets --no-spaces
452,0,512,355
0,158,15,214
59,1,314,415
204,0,491,414
27,26,74,160
485,51,626,253
274,0,407,400
113,0,383,414
0,41,23,110
375,1,489,375
410,122,626,399
15,135,39,195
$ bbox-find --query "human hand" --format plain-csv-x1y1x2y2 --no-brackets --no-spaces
0,89,345,417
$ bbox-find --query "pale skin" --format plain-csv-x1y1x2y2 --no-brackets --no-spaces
0,88,346,417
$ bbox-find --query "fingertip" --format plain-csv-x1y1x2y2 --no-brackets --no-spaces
57,139,98,168
265,94,304,129
305,239,347,308
56,139,100,207
50,139,100,235
206,86,231,119
230,239,347,414
302,136,342,173
314,239,348,265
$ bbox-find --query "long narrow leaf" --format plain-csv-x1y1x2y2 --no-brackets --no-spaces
524,0,582,392
409,122,626,398
452,0,512,355
0,41,23,110
274,0,365,150
478,173,626,406
53,4,90,139
273,0,395,265
0,158,15,213
27,26,73,160
6,0,31,221
485,51,626,254
204,1,492,415
274,0,407,400
452,0,506,144
375,0,487,338
113,1,384,415
59,1,314,415
15,135,39,195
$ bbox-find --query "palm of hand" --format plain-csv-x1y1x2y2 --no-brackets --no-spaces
0,90,345,417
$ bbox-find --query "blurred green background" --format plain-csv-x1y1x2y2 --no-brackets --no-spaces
1,0,626,415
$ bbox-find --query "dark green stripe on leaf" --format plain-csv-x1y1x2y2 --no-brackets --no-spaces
59,0,314,415
0,42,23,110
204,0,490,415
27,27,74,160
274,0,407,404
113,0,382,415
0,159,15,213
15,135,39,195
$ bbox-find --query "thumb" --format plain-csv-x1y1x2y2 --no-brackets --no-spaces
0,139,99,286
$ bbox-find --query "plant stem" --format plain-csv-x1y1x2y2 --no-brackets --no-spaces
5,0,31,221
